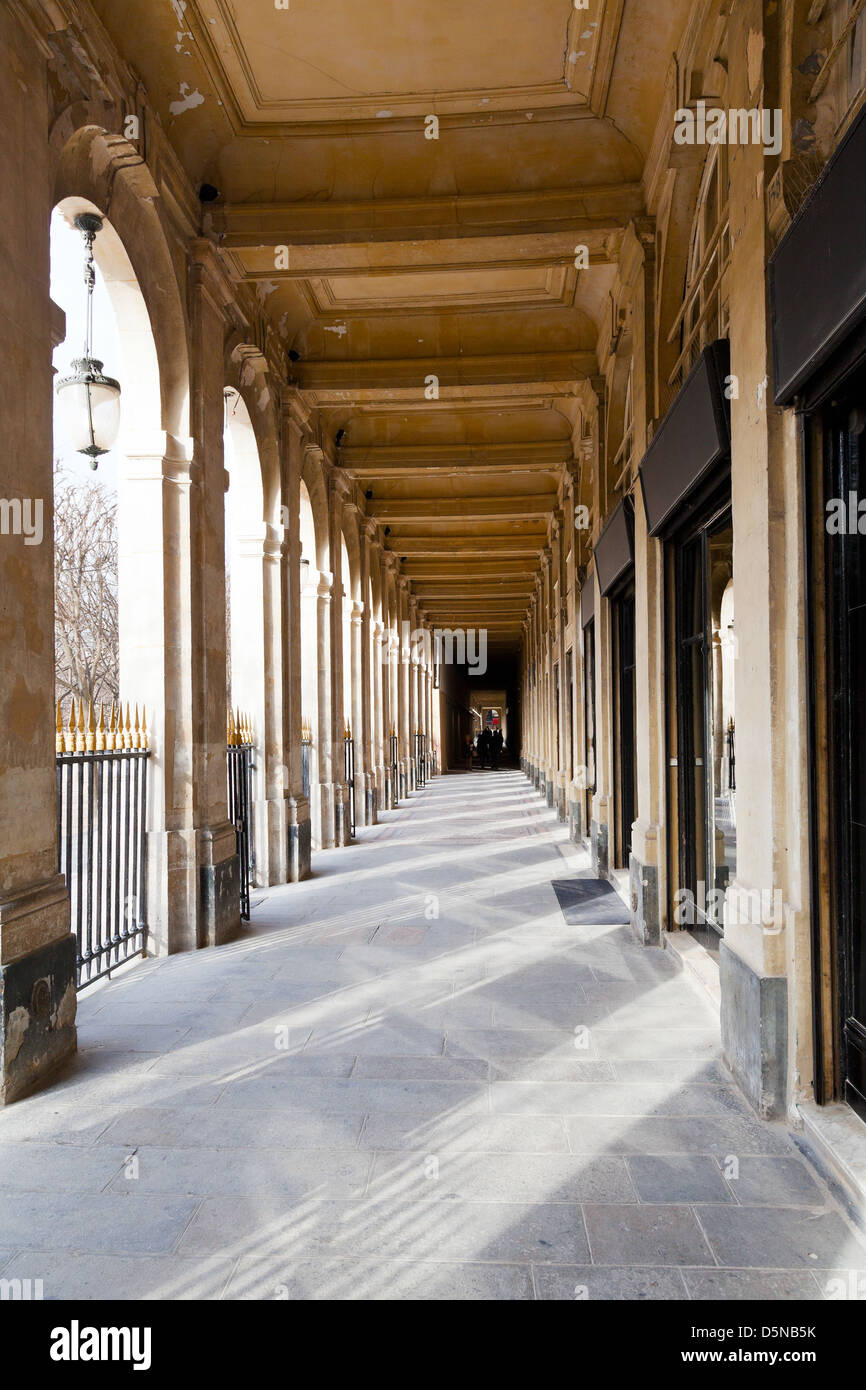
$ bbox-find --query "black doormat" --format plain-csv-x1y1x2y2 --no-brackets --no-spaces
551,878,631,925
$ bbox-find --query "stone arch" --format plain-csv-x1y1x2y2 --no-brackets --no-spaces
301,447,330,572
224,343,281,527
49,118,197,952
50,120,190,443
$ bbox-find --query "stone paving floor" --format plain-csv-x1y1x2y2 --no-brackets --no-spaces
2,770,865,1301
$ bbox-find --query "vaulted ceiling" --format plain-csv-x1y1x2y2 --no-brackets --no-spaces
92,0,690,650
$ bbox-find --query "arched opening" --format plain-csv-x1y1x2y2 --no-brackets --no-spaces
223,387,267,888
300,481,321,849
50,194,165,982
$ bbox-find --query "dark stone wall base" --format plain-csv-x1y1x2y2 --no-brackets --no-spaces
629,854,661,946
545,779,554,808
591,819,608,877
569,799,582,843
1,933,77,1105
720,941,788,1119
555,785,567,821
200,855,241,947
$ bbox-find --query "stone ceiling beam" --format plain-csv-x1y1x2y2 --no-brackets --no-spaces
210,184,643,251
343,441,570,476
369,495,557,521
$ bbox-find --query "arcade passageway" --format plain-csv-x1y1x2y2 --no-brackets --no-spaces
1,774,863,1300
4,0,866,1304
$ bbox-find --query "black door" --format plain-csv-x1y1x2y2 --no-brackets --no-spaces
614,586,636,867
584,619,596,829
673,504,736,957
825,384,866,1121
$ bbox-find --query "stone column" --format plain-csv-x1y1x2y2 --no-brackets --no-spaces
397,577,411,798
566,458,586,841
327,471,351,845
372,619,385,804
718,0,797,1118
281,402,311,880
0,7,76,1102
359,523,377,825
229,524,286,886
350,598,365,828
553,514,569,822
408,598,419,792
624,225,665,945
315,565,337,848
381,556,397,808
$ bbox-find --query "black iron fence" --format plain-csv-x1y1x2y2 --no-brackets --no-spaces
301,720,312,799
414,730,427,788
344,723,355,836
227,710,254,921
389,730,399,807
56,699,149,989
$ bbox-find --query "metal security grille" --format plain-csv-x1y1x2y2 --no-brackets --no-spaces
56,699,149,989
227,710,254,922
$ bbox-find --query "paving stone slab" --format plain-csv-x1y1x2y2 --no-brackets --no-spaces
0,1143,130,1193
360,1113,570,1154
583,1204,716,1267
0,1252,234,1301
225,1256,534,1300
368,1152,636,1205
565,1114,797,1157
533,1265,689,1301
0,1193,198,1254
180,1196,592,1264
696,1206,866,1269
106,1145,373,1199
723,1156,825,1207
626,1155,735,1204
682,1268,827,1300
99,1104,366,1151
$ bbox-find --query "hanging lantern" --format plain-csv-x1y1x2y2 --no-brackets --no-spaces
54,213,121,469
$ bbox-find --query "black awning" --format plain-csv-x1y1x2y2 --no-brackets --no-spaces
638,339,731,538
580,573,595,628
770,103,866,407
594,500,634,597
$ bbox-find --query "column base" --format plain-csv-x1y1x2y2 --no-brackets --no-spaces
287,796,312,882
569,798,582,843
332,783,352,846
720,941,788,1119
545,777,554,809
629,852,661,946
591,818,609,877
198,822,242,947
555,783,567,822
1,933,77,1105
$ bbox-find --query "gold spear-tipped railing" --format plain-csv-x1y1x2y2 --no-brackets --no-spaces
226,708,255,921
56,698,149,754
55,695,151,989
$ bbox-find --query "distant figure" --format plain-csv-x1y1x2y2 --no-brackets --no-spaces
478,727,492,769
491,728,504,770
463,732,474,769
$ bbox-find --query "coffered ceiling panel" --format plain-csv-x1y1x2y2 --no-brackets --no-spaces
185,0,622,125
